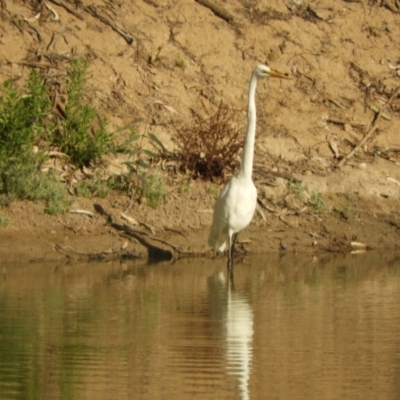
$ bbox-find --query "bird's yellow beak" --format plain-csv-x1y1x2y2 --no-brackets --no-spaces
269,69,292,79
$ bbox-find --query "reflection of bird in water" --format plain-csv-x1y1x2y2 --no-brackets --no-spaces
208,64,290,278
208,273,254,400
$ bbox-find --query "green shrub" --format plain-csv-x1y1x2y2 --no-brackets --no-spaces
0,215,10,227
141,173,166,208
0,69,52,156
310,191,328,214
175,58,186,69
58,58,113,167
0,154,69,214
76,176,110,198
0,59,168,212
287,177,305,200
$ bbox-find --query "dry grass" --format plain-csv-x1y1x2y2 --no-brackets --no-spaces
169,102,243,181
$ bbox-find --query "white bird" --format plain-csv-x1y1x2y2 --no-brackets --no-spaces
208,64,290,275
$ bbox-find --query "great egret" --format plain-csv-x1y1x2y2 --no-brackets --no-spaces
208,64,290,275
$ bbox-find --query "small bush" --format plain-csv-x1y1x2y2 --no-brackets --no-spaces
207,186,219,198
179,179,191,196
0,154,69,214
175,58,186,69
58,58,113,167
287,177,305,200
0,59,127,213
76,176,110,199
0,69,52,157
170,102,243,181
0,215,10,227
141,173,166,208
0,59,167,212
310,192,328,214
109,131,167,203
0,70,70,214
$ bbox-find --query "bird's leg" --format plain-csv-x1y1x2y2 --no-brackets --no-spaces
227,236,233,275
227,233,238,278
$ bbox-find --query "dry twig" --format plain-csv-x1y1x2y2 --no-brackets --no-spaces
48,0,84,20
338,86,400,167
383,0,399,13
255,204,266,221
195,0,233,22
327,117,365,129
257,197,276,213
54,244,139,261
83,5,134,45
112,223,208,258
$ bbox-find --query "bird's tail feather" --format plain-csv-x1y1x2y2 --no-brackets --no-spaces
208,231,227,253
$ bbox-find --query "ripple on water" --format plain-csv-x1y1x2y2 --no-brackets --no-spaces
1,255,400,400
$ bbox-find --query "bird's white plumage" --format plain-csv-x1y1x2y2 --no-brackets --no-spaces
208,64,289,262
208,174,256,252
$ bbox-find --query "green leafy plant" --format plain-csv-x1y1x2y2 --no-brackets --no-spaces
287,177,305,201
180,179,191,196
0,154,69,214
57,58,113,167
76,175,110,198
154,46,163,62
0,72,69,214
0,69,52,156
175,58,186,69
0,59,169,213
0,215,10,227
110,130,167,199
141,172,166,208
309,191,328,214
207,186,219,197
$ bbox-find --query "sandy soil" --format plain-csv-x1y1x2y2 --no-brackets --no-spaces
0,0,400,263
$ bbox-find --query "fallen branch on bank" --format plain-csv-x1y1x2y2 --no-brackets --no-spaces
83,4,134,45
338,85,400,167
53,243,140,261
111,222,209,260
48,0,84,20
195,0,233,23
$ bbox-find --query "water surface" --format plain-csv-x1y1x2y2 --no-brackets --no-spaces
1,252,400,400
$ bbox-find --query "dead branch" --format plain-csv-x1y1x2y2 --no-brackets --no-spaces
327,117,365,129
164,226,188,238
338,86,400,167
83,5,134,45
383,0,399,13
25,21,43,42
112,223,208,258
48,0,84,20
54,244,140,261
257,197,276,213
328,98,348,110
16,61,62,70
254,167,297,182
327,133,340,159
195,0,233,23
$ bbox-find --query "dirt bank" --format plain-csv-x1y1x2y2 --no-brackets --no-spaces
0,0,400,262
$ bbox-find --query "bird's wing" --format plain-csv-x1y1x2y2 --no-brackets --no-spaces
207,180,233,251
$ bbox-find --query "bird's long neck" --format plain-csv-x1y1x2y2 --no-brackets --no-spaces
238,71,258,180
